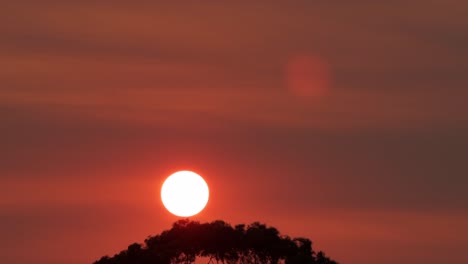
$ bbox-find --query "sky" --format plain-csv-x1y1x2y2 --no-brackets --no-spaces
1,1,468,263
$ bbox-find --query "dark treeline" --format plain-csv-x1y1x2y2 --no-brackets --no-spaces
94,219,337,264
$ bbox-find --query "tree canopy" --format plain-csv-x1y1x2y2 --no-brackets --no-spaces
94,219,337,264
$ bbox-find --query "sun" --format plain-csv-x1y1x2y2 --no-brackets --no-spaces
161,171,209,217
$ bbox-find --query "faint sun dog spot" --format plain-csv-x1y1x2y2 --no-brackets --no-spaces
286,55,331,97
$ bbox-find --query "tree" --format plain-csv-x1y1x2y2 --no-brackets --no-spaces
94,219,338,264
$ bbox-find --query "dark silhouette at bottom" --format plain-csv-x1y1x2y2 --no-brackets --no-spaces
94,219,338,264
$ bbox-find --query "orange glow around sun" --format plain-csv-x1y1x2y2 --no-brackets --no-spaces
161,171,209,217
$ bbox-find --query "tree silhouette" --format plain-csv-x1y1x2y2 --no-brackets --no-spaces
94,219,337,264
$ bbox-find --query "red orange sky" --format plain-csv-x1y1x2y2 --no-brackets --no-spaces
1,1,468,264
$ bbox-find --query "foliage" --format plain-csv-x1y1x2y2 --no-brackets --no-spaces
94,219,337,264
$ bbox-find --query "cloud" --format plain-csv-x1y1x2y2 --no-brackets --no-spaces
1,2,468,264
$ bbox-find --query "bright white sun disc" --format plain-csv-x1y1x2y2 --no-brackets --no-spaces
161,171,209,217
